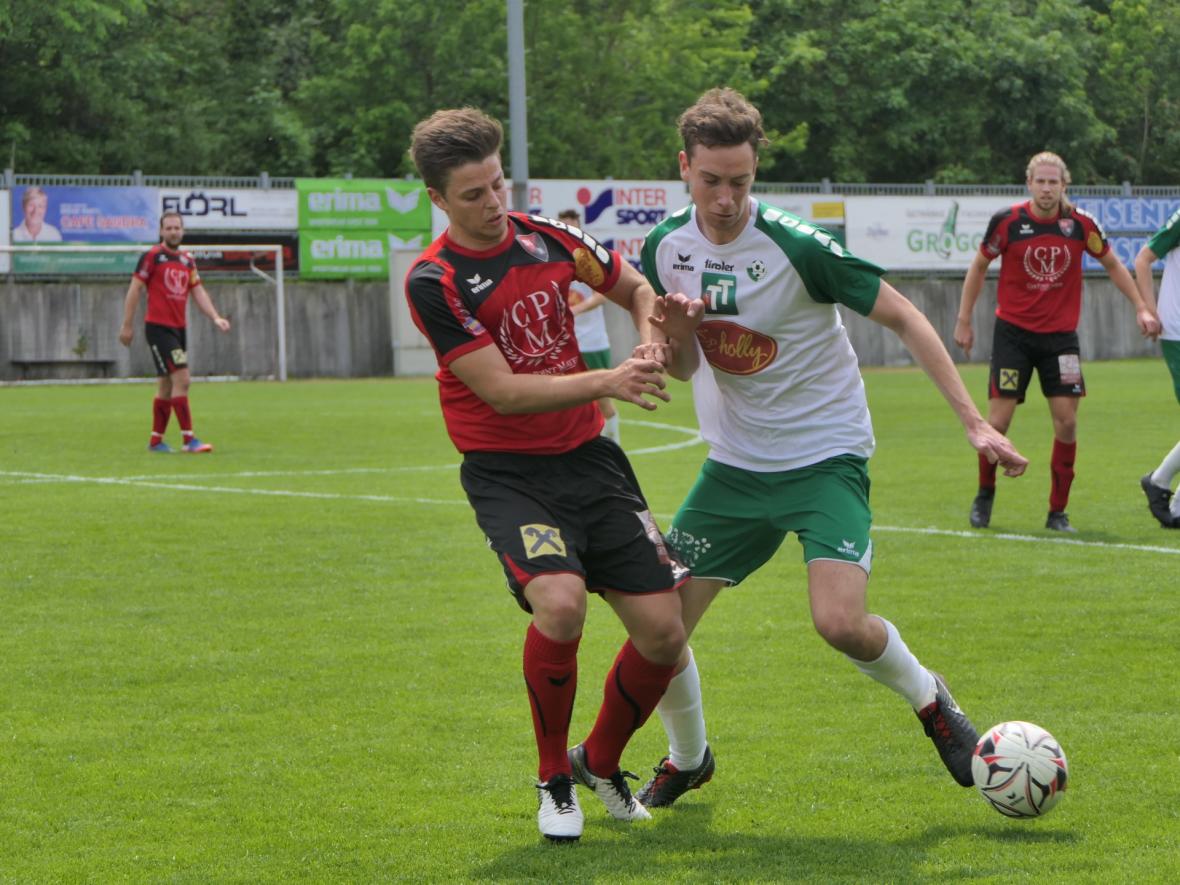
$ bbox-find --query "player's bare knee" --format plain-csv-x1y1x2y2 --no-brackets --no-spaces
631,617,686,666
813,611,865,655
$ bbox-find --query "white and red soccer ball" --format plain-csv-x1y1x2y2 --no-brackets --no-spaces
971,721,1068,818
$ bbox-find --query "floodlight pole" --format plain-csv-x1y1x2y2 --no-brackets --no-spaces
507,0,529,213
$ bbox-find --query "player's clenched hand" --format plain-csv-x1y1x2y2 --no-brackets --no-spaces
1137,308,1161,340
953,318,974,358
970,424,1028,477
607,358,669,410
650,293,704,341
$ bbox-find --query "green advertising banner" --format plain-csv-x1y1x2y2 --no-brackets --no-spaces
296,179,430,230
299,229,430,280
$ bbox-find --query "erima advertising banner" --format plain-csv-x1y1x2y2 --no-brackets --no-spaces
10,185,158,273
160,188,297,230
296,179,429,230
845,196,1008,271
299,230,428,279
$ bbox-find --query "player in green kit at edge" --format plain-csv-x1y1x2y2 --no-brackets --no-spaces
633,88,1029,806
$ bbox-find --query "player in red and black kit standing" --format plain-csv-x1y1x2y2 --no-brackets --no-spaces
955,152,1161,531
119,211,231,453
405,108,689,843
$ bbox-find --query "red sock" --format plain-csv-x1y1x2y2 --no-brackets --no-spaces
523,623,580,782
1049,439,1076,512
151,397,172,444
977,452,998,492
582,639,676,777
171,396,193,441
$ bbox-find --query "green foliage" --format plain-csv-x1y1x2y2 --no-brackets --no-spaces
1,363,1178,880
3,0,1180,181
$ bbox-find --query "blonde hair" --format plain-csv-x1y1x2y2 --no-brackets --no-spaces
1025,151,1072,212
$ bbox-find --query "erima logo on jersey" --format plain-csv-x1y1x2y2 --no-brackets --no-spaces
673,252,694,271
838,539,860,557
1019,223,1034,235
466,274,494,294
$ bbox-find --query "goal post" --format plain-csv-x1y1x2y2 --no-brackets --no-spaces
1,243,288,381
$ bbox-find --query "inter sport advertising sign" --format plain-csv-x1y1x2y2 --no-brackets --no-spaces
159,189,297,230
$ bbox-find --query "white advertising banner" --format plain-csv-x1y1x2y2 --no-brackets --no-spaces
158,188,297,230
758,192,846,226
0,190,9,273
844,195,1004,271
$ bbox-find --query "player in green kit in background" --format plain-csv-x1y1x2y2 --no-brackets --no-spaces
1134,210,1180,528
633,88,1030,806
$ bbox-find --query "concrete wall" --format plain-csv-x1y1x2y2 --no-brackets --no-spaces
1,274,1161,382
1,279,392,381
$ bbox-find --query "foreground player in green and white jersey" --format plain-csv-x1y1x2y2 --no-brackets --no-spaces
1134,210,1180,528
633,88,1030,806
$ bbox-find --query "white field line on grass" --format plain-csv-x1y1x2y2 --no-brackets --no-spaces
3,466,1178,558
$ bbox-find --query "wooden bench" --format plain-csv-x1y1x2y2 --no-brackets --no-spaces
10,358,117,380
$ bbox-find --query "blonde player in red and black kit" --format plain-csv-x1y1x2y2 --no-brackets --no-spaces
119,211,231,453
405,108,689,843
956,152,1161,531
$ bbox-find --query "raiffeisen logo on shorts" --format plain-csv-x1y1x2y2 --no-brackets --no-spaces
577,185,669,226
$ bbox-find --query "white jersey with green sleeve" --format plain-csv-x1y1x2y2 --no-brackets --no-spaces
641,197,885,472
1147,207,1180,341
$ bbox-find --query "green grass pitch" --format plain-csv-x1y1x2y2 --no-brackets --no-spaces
1,360,1177,882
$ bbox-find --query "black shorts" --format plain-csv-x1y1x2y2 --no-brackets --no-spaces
988,317,1085,403
145,323,188,376
459,435,688,613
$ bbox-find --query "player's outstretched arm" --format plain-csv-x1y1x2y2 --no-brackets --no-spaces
1133,245,1161,315
954,251,992,358
450,341,670,415
1100,250,1160,340
118,277,145,347
192,284,231,333
870,280,1028,477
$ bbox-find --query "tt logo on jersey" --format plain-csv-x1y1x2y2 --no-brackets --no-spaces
520,524,566,558
702,272,738,315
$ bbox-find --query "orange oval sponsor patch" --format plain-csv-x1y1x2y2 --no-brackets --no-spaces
573,247,605,288
695,320,777,375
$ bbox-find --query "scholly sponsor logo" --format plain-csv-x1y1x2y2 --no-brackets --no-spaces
695,320,776,374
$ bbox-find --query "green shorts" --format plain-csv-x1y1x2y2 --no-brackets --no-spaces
581,349,611,370
666,454,873,586
1162,340,1180,405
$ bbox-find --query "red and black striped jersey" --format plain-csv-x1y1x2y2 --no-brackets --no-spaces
980,200,1109,334
405,212,623,454
133,243,201,329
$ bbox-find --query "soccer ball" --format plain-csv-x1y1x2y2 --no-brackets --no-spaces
971,721,1068,818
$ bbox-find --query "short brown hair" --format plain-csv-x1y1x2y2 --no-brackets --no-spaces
410,108,504,193
160,210,183,227
679,88,769,159
557,209,580,222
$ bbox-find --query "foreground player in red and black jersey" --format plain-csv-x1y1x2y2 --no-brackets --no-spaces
405,108,689,843
955,152,1160,532
118,212,232,453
